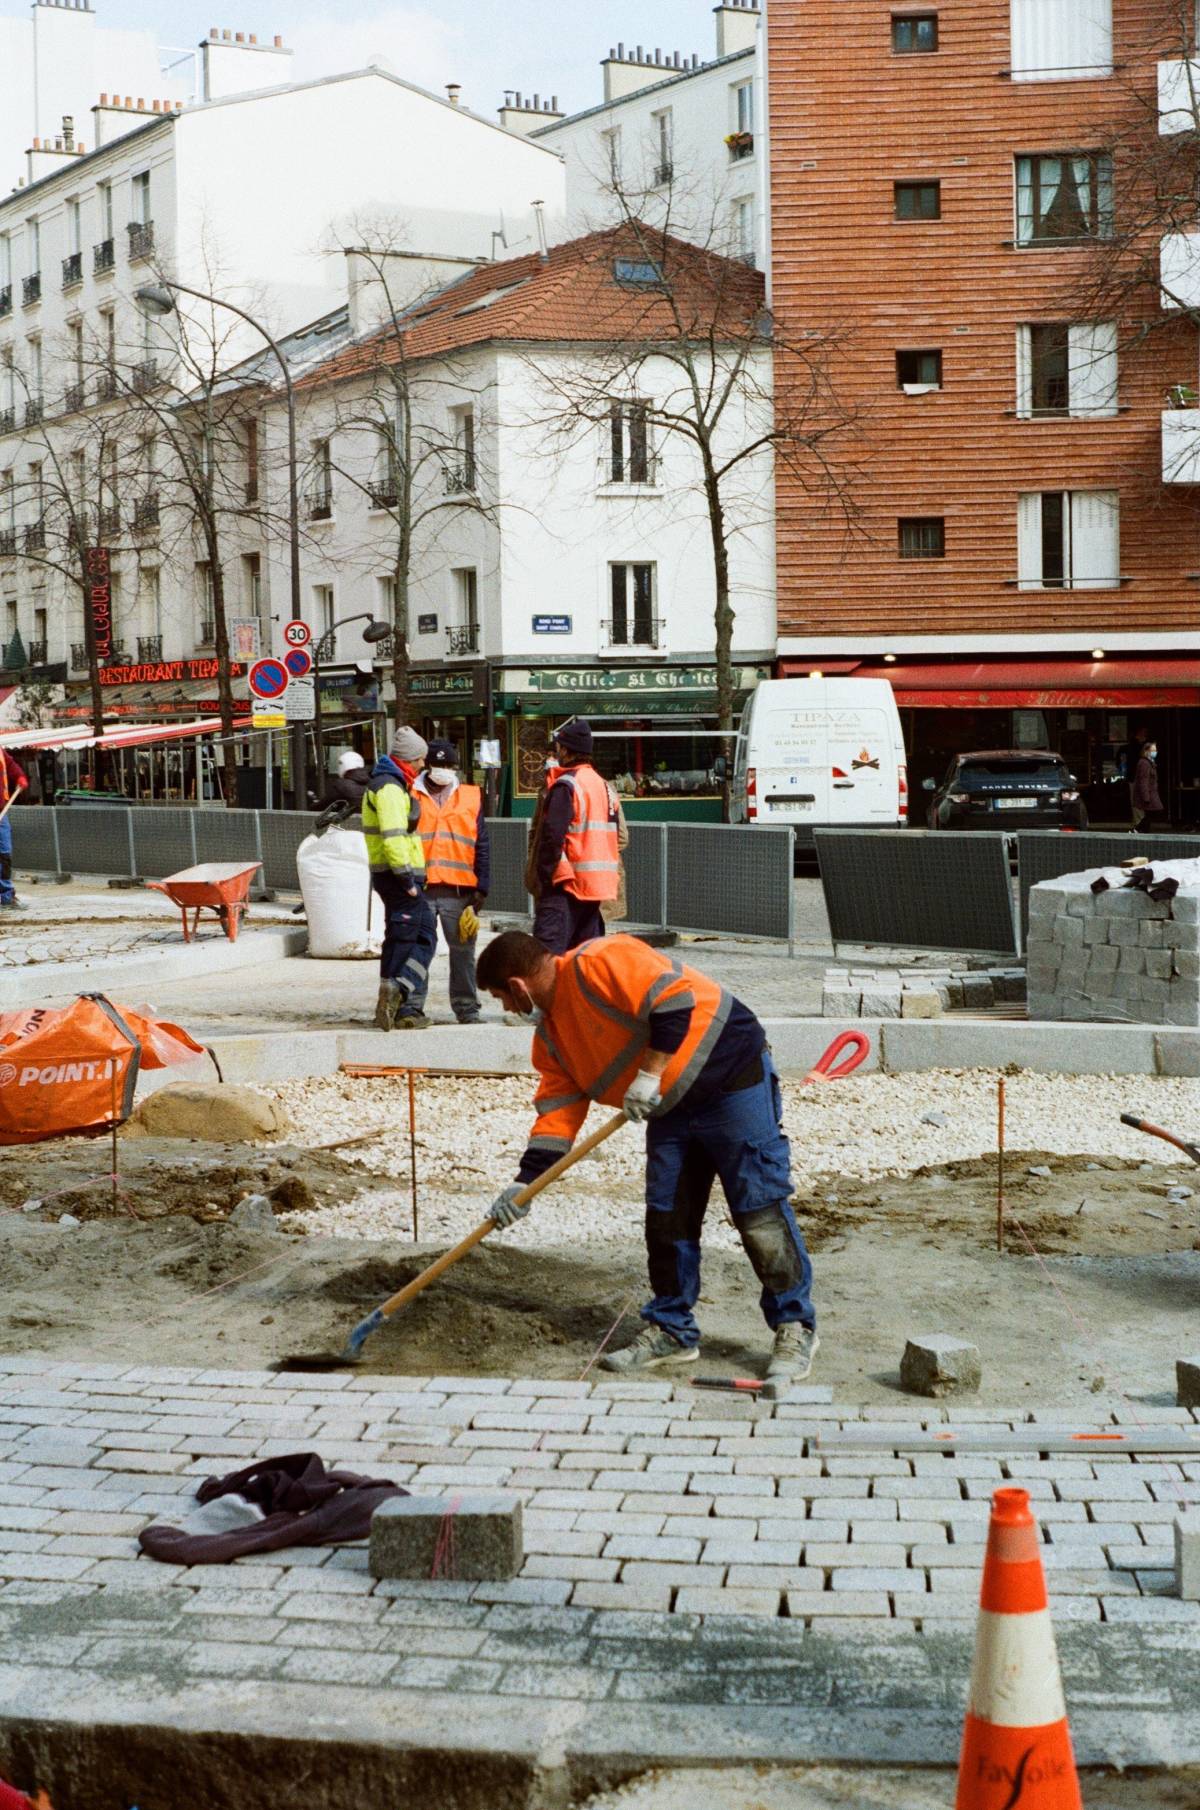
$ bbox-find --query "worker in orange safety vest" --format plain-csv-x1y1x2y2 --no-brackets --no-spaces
408,738,491,1023
476,930,819,1382
0,748,30,911
530,718,619,954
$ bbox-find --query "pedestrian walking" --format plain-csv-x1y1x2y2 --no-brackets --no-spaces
319,749,371,812
0,749,30,912
362,727,436,1030
408,739,490,1024
477,930,819,1382
1131,740,1164,833
529,719,620,953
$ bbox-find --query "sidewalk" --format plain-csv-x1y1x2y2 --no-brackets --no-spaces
0,1357,1196,1799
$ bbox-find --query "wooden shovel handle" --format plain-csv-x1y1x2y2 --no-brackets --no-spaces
1120,1113,1200,1167
375,1110,629,1323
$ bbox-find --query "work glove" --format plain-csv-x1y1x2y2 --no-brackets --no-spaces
489,1183,529,1230
622,1070,663,1122
459,904,480,943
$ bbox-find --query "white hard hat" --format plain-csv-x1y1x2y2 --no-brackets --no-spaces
336,750,365,776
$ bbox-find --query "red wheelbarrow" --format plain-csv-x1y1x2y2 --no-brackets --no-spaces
147,861,262,943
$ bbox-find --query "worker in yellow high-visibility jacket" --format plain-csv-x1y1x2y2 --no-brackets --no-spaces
362,726,436,1031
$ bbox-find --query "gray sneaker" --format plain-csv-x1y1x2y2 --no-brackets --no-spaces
766,1324,820,1383
374,980,401,1031
600,1325,698,1374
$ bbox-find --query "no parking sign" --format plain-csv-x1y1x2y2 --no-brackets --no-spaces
248,657,289,702
284,646,313,678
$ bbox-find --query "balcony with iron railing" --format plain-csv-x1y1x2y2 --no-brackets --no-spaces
654,160,674,186
95,368,119,404
368,477,399,510
26,640,46,665
131,359,158,394
70,642,89,672
446,623,479,655
137,635,163,661
597,452,662,489
99,503,120,539
601,616,663,651
443,462,477,496
23,520,45,553
0,285,10,317
24,396,43,426
22,273,41,306
127,220,155,262
132,493,160,532
63,380,85,414
0,528,15,558
67,516,86,549
0,408,14,436
61,251,83,289
93,238,115,275
306,487,333,521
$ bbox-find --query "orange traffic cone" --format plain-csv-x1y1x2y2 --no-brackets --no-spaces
956,1486,1082,1809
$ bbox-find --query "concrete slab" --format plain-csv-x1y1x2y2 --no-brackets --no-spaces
0,927,308,1013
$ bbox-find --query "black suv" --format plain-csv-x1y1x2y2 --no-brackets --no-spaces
924,751,1088,831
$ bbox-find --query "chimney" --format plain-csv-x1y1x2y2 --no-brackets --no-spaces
62,114,74,149
497,90,565,135
446,82,461,105
714,0,760,60
602,41,700,103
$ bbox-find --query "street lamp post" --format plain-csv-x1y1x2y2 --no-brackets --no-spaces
136,279,306,806
312,614,391,779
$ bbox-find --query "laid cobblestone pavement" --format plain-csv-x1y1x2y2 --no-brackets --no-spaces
0,1356,1197,1778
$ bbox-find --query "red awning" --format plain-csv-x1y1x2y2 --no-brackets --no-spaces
1,716,251,753
778,657,1200,708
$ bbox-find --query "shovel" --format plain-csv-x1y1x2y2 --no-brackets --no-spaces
1120,1113,1200,1168
278,1109,629,1372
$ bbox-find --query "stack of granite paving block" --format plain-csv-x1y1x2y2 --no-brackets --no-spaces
822,966,1027,1019
1026,865,1200,1025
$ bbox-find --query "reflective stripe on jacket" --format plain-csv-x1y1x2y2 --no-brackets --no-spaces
417,782,481,887
362,766,425,875
525,934,733,1162
551,764,619,901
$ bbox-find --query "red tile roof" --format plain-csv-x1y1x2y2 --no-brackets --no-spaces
295,226,766,389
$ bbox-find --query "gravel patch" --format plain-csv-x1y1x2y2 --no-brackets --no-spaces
267,1070,1200,1248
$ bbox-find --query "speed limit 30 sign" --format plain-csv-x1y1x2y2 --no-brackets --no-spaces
283,620,312,650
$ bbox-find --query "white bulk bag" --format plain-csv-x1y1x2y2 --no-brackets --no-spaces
298,825,383,958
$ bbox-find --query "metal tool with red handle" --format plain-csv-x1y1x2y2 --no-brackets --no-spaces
1120,1113,1200,1168
801,1029,871,1085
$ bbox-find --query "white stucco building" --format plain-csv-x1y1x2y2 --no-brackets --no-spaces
524,0,770,274
0,65,566,712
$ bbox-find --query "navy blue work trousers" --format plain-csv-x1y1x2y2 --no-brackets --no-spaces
372,872,437,1000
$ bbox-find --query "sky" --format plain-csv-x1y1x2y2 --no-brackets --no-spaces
40,0,720,117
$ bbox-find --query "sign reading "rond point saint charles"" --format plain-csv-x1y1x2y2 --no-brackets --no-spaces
98,657,246,687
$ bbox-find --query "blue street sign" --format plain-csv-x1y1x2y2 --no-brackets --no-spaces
532,614,572,634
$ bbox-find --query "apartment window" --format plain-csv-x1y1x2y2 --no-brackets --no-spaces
733,197,756,264
1011,0,1112,81
313,583,335,642
25,219,40,277
892,13,938,52
608,400,652,484
449,406,476,491
896,348,942,389
3,598,15,646
1015,153,1113,243
377,574,397,633
1017,490,1119,589
1,350,14,419
370,429,397,507
602,127,622,182
898,517,945,559
452,568,479,649
66,198,82,256
131,171,151,225
28,336,43,404
1016,322,1118,417
139,566,162,637
196,562,215,643
608,562,657,645
308,439,333,518
0,233,9,290
98,182,114,239
653,109,673,185
729,81,755,159
244,417,259,504
894,181,941,220
243,552,262,620
33,604,48,657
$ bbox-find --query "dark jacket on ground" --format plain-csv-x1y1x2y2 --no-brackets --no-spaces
138,1452,407,1564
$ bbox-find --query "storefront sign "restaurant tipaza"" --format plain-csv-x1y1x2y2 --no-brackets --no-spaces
98,658,247,687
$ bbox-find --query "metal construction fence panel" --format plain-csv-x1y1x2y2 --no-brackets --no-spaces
131,807,197,880
815,829,1019,955
256,812,313,893
194,809,262,871
55,805,133,881
8,806,58,875
486,819,531,916
624,823,667,928
666,824,794,944
1017,830,1200,937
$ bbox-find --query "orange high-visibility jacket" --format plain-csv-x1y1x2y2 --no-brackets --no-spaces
526,934,733,1162
417,782,482,887
552,764,620,901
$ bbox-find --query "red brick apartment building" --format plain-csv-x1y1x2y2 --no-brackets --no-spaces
767,0,1200,825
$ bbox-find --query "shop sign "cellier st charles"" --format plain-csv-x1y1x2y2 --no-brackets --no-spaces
98,658,247,687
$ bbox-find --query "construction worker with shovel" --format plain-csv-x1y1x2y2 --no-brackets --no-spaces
476,930,819,1381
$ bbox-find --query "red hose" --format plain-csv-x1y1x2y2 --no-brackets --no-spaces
801,1029,871,1085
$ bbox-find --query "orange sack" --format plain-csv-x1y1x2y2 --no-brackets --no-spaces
0,992,207,1146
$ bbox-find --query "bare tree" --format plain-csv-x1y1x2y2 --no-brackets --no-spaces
521,180,857,810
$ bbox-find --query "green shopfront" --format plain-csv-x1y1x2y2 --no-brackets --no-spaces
498,664,768,821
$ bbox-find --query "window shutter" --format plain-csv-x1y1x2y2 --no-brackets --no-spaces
1015,325,1032,418
1017,492,1042,589
1068,490,1119,588
1067,322,1118,417
1011,0,1112,80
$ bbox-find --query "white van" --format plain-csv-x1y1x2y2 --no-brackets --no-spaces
730,678,908,843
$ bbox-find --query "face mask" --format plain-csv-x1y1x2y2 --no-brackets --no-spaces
428,767,456,787
1147,750,1157,762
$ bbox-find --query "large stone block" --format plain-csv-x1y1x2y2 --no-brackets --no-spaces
1088,943,1119,974
1175,951,1200,981
960,975,994,1009
369,1494,523,1581
1176,1511,1200,1602
901,989,941,1019
1176,1356,1200,1410
1155,1032,1200,1076
1145,949,1173,981
1109,921,1140,948
1052,916,1085,947
861,988,901,1019
899,1335,981,1399
1082,919,1110,946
